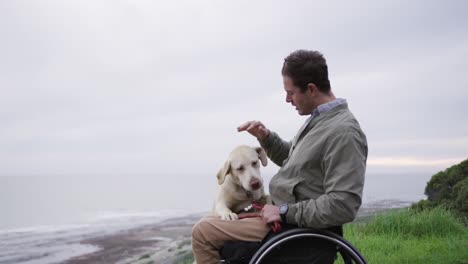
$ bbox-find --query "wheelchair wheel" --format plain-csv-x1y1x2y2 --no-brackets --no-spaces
248,228,367,264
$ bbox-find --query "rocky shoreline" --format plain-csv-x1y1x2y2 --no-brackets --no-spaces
64,213,203,264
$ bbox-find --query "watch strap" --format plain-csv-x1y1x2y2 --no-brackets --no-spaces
279,204,288,224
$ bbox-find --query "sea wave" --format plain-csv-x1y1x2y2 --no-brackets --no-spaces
0,209,192,264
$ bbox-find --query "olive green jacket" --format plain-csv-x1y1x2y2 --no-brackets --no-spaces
260,103,367,228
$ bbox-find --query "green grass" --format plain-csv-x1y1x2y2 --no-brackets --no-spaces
176,208,468,264
339,208,468,264
174,250,194,264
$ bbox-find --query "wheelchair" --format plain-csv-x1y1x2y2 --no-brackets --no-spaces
219,227,367,264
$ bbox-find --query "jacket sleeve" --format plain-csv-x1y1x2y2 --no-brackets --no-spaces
286,130,368,228
258,131,292,167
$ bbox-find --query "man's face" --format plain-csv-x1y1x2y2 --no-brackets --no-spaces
283,75,316,115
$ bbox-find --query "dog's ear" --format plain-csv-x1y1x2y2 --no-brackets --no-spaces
255,147,268,166
216,160,231,185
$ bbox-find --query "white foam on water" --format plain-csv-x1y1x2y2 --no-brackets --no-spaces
0,209,192,264
0,243,100,264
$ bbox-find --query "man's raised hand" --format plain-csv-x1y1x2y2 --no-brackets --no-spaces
237,121,270,140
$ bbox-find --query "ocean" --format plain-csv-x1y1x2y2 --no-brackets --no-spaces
0,172,433,263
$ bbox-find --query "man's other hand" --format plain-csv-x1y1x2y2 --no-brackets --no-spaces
261,204,281,224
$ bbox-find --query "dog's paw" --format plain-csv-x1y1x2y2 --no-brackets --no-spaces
258,194,272,205
220,212,238,221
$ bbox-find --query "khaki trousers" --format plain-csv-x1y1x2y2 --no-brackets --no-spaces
191,216,271,264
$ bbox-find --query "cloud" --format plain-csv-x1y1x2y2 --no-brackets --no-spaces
368,157,465,167
0,0,467,176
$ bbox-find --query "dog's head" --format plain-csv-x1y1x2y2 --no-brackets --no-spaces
217,145,268,192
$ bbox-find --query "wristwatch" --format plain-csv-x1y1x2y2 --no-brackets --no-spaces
279,204,289,224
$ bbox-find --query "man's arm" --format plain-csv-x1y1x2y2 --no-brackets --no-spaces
258,131,291,167
237,121,291,167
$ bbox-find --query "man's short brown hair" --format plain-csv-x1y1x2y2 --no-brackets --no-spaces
281,50,331,94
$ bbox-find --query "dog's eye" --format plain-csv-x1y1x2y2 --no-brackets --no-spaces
237,166,244,171
252,161,258,167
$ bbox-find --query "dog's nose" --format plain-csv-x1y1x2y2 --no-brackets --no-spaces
251,180,261,190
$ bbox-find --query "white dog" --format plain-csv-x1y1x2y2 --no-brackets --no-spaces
214,145,270,220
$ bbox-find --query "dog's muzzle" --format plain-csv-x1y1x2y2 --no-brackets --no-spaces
250,179,261,190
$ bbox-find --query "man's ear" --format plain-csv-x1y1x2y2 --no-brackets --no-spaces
255,147,268,166
307,83,318,95
216,160,231,185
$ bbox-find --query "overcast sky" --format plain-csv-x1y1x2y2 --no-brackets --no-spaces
1,0,467,178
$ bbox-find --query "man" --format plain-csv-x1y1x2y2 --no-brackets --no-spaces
192,50,367,263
